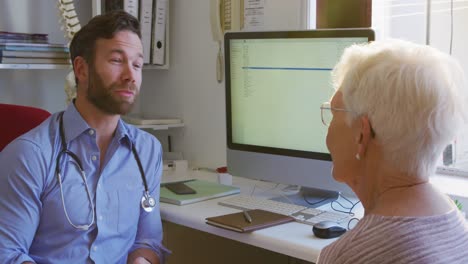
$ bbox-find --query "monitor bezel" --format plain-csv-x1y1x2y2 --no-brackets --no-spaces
224,28,375,162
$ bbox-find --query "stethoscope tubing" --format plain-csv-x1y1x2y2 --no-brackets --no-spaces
55,112,155,230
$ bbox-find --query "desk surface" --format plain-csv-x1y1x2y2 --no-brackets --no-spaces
160,170,364,263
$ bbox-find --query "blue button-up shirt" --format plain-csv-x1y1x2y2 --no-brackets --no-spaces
0,104,169,263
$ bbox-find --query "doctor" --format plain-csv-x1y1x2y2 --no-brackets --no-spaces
0,11,169,263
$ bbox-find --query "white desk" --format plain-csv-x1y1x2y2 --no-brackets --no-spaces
160,170,363,263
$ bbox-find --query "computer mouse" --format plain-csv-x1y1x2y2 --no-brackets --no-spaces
312,221,347,239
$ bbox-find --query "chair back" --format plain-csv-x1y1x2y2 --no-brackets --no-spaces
0,104,51,151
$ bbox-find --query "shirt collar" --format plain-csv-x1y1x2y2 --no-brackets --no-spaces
61,103,132,146
116,118,132,146
61,103,89,145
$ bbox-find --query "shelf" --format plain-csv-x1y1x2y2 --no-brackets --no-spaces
143,64,169,70
136,123,184,130
0,64,71,70
0,63,165,70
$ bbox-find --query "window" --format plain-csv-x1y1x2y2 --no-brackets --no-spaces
309,0,468,172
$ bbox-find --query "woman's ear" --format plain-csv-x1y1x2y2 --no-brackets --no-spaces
355,116,372,159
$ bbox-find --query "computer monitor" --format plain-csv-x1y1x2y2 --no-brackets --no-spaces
225,29,375,206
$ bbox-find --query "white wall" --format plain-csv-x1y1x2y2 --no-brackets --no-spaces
140,0,307,169
0,0,92,113
1,0,306,168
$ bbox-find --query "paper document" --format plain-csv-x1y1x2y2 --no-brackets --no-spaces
122,113,182,125
243,0,265,30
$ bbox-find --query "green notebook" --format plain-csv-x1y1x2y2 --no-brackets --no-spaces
160,180,240,205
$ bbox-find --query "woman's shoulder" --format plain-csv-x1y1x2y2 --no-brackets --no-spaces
361,210,466,238
318,211,468,264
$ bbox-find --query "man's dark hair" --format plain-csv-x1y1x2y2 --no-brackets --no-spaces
70,10,141,66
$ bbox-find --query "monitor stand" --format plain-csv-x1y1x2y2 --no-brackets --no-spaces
270,187,340,208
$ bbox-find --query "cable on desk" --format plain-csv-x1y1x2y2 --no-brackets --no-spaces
303,196,333,207
330,193,362,230
331,194,361,217
250,181,280,196
249,181,304,206
347,217,360,230
332,194,354,210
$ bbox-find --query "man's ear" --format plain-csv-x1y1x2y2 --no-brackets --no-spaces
355,116,372,158
73,56,88,86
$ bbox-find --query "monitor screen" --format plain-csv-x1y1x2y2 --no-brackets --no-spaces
225,29,374,199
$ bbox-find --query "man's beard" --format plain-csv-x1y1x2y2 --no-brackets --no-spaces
87,66,138,115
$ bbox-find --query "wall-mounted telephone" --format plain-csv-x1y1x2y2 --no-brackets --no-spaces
210,0,242,41
210,0,243,83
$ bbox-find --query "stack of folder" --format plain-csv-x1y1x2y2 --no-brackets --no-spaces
160,179,240,205
0,43,70,64
0,31,48,44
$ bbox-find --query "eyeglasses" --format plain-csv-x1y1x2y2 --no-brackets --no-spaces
320,102,355,126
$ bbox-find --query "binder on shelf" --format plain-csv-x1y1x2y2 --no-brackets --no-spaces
206,209,295,233
151,0,168,65
139,0,153,63
105,0,139,19
160,179,240,205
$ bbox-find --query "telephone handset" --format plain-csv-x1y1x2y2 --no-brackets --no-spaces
210,0,242,83
210,0,223,42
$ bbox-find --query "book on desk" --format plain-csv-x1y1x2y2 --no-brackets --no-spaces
206,209,295,233
160,179,240,205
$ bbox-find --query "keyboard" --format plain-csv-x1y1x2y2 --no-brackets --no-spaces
219,195,352,226
219,195,307,215
291,208,351,226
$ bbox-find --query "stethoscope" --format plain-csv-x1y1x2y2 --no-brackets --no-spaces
55,112,156,230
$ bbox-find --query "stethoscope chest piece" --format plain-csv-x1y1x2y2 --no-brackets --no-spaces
141,192,156,212
57,112,156,228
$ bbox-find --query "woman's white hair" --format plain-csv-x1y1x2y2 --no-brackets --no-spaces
332,39,468,177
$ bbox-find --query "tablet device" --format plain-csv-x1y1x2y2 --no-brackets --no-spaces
165,182,197,195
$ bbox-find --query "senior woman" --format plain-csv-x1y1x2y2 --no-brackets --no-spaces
317,39,468,264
